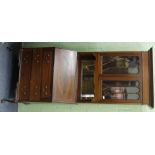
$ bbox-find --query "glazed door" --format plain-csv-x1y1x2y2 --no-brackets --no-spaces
52,48,78,103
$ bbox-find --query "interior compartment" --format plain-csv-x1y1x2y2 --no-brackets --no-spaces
78,53,96,102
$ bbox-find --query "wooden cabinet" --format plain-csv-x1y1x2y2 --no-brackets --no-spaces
17,47,154,107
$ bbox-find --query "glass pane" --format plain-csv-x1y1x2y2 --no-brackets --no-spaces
102,81,140,100
102,56,139,74
81,60,94,101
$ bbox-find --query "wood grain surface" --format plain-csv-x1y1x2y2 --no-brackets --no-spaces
52,48,78,103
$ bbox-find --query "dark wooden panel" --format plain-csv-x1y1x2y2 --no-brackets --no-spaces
52,48,78,103
148,48,154,108
17,49,33,101
41,48,54,101
29,49,43,101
